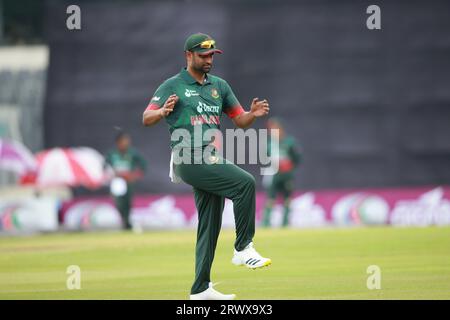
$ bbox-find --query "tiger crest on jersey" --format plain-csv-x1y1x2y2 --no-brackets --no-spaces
211,88,219,99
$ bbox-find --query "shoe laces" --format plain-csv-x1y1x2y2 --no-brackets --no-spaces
208,282,225,295
244,243,262,258
209,281,221,288
244,242,254,251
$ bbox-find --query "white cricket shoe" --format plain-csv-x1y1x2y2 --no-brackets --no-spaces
231,242,272,269
189,282,236,300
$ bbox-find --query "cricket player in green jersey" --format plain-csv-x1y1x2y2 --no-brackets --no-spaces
105,131,147,230
262,118,301,227
143,33,272,300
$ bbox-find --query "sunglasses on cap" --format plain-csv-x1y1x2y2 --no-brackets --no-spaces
193,39,216,49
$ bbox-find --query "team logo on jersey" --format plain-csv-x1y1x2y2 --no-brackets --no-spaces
185,89,199,97
211,88,219,99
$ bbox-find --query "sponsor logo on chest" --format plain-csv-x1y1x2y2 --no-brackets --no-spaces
190,115,220,126
185,89,199,97
196,101,220,114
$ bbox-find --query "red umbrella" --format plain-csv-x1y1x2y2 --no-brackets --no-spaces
33,147,112,189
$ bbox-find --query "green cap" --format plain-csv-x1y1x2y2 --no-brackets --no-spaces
184,33,223,55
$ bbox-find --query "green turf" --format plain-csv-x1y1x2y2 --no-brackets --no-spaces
0,226,449,299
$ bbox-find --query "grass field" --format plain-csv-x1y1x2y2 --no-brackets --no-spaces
1,226,449,299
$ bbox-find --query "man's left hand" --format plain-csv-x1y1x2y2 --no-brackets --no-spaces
250,98,270,117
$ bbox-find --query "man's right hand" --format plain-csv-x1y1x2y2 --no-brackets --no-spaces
160,94,179,117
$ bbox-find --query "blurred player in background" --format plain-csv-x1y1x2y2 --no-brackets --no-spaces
105,131,147,230
262,117,301,227
143,33,271,300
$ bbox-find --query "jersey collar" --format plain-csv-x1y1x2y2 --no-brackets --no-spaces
180,68,211,85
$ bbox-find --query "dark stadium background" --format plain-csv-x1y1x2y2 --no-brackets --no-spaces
3,0,450,195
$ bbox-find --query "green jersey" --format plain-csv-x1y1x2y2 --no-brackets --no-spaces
147,68,244,149
105,148,147,175
268,135,301,174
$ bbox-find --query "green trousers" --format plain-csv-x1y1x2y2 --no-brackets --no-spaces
262,173,294,227
174,148,256,294
114,187,133,230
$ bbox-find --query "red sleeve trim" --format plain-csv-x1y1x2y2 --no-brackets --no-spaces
145,103,160,111
224,105,245,119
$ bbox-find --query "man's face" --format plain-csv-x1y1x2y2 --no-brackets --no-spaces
267,122,285,140
187,51,214,74
117,135,130,152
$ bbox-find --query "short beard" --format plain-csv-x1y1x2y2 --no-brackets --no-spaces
193,63,211,74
